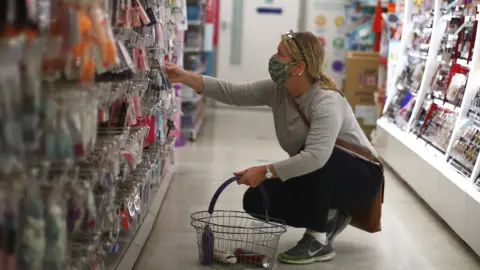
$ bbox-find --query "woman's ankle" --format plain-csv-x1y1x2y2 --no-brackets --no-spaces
305,229,327,244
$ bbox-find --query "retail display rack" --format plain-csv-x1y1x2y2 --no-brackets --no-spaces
0,0,187,269
378,0,480,256
346,0,391,51
180,0,213,141
375,0,404,118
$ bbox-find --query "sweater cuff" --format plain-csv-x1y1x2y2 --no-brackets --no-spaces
201,75,217,96
272,160,293,181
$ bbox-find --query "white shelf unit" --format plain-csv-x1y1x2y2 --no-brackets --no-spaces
107,156,176,270
181,0,207,141
378,0,480,256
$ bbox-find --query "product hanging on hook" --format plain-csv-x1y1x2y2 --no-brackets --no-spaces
384,0,436,129
0,0,183,269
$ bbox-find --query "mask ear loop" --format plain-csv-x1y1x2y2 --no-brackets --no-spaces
289,60,304,76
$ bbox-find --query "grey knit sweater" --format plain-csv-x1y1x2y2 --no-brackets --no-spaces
202,76,378,181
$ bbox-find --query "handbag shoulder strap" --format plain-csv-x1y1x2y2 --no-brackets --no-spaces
293,88,344,127
291,90,382,166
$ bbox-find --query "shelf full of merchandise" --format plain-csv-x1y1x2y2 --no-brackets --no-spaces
378,0,480,256
105,1,188,269
0,0,186,269
374,0,404,120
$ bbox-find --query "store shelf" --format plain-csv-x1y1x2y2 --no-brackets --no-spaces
193,64,206,74
432,97,460,113
184,47,203,53
379,56,388,66
382,0,480,177
376,118,480,256
182,94,203,104
182,109,204,141
0,0,185,269
106,158,176,270
188,20,203,26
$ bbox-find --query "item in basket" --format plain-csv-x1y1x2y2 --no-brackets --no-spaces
201,225,214,265
234,248,271,268
213,250,237,264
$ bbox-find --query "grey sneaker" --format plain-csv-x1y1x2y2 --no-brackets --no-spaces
327,211,352,243
278,233,335,264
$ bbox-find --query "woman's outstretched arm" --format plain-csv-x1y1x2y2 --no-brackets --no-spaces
165,62,276,107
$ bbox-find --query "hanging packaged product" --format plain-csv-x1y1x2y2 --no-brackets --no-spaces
410,0,478,140
417,103,457,153
449,121,480,177
0,38,25,173
0,0,182,269
384,0,435,128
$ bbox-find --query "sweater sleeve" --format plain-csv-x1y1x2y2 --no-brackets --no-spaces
272,95,344,181
202,76,276,107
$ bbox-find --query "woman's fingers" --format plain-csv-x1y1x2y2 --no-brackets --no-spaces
233,170,246,176
164,62,187,83
238,175,248,186
164,62,178,73
234,170,246,185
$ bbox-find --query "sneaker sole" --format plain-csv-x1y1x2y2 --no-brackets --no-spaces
278,251,336,265
329,215,352,243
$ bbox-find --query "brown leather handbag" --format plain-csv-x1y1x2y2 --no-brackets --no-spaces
291,91,384,233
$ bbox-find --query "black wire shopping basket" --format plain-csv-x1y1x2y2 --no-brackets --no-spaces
190,176,287,269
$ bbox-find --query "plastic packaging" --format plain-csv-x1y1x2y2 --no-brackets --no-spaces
234,248,271,268
213,250,237,264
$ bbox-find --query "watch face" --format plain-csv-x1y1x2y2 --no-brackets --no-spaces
266,172,273,178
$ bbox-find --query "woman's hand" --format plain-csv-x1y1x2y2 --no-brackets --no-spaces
234,166,267,188
164,62,188,83
164,61,204,93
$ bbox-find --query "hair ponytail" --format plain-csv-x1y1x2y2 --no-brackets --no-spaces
317,72,340,91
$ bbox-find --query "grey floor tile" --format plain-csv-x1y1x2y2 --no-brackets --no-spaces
133,108,480,270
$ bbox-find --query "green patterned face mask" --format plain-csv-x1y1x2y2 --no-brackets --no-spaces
268,56,291,85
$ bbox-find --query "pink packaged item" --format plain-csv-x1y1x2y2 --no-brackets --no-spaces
145,115,157,146
133,95,142,118
136,115,156,147
131,8,141,27
134,0,151,25
126,98,137,126
137,48,149,72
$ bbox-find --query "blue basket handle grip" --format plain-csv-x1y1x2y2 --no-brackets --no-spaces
208,176,271,221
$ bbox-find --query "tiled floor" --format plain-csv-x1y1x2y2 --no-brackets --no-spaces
134,108,480,270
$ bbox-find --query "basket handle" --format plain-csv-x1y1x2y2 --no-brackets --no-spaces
208,176,271,221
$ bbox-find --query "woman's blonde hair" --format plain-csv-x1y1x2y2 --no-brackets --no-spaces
281,31,340,91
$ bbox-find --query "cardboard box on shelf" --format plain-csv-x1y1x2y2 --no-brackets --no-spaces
344,51,380,138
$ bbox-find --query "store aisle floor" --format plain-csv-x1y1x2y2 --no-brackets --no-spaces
134,108,480,270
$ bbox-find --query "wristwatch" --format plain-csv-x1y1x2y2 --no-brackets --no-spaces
265,165,273,179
